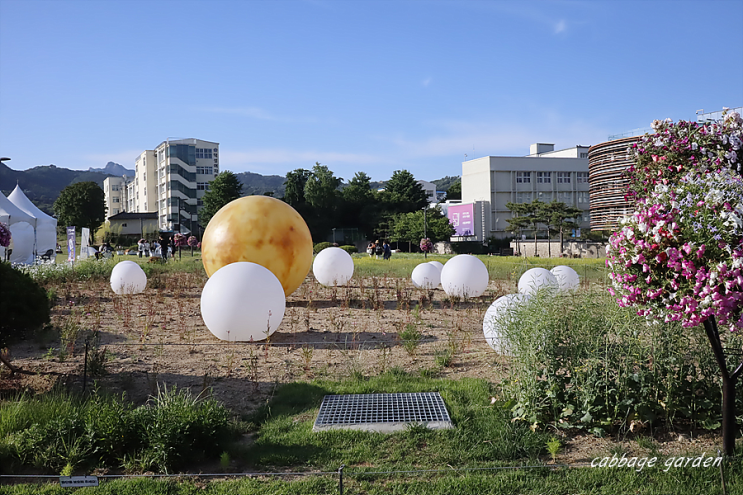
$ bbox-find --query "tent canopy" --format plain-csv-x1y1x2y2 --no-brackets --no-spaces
0,191,35,227
7,186,59,261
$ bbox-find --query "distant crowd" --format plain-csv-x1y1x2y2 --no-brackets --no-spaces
367,240,392,260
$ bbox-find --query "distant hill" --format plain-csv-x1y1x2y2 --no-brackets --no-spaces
0,163,114,215
89,161,134,177
235,171,286,197
431,175,460,191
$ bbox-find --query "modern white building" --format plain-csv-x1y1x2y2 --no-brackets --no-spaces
460,143,591,240
103,138,219,234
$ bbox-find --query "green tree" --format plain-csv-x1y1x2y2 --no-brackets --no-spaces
445,178,461,201
544,200,583,256
506,200,547,255
53,181,106,242
199,171,243,227
304,163,341,210
389,206,454,250
283,168,311,208
382,170,428,216
340,172,377,237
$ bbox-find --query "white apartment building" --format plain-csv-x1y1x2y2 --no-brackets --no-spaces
102,176,131,218
460,143,591,240
103,138,219,234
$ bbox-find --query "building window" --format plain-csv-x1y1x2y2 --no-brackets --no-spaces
197,199,204,206
111,184,120,191
537,191,552,202
580,152,588,158
113,197,120,203
557,191,572,203
557,172,571,184
516,192,532,203
516,172,531,183
196,166,213,174
537,172,551,183
577,172,589,183
113,208,119,215
196,148,213,159
578,191,589,204
197,182,210,191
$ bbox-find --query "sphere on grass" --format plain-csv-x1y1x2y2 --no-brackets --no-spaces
440,254,489,298
411,262,441,289
313,247,354,287
201,196,313,297
518,268,558,296
428,260,444,273
200,262,286,342
483,294,532,355
110,261,147,295
550,265,580,292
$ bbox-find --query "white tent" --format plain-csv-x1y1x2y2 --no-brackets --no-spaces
8,185,58,261
0,191,36,264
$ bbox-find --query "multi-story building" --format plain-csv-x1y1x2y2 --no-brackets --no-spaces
459,143,591,240
102,176,131,218
103,138,219,234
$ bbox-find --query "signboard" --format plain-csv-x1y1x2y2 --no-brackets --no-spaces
60,476,99,487
66,226,76,262
80,228,90,260
447,203,475,236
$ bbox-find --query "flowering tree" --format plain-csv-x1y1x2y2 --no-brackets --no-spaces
0,222,10,248
187,235,198,256
173,233,188,260
420,237,433,259
607,110,743,455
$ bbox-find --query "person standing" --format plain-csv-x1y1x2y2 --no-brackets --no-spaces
374,240,383,260
137,239,145,258
159,234,170,261
383,241,392,260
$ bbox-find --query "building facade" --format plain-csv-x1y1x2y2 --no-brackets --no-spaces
587,137,638,232
103,138,219,233
460,143,591,240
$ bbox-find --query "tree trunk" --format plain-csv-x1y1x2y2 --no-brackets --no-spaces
533,228,538,257
559,228,564,257
547,225,551,258
703,315,743,456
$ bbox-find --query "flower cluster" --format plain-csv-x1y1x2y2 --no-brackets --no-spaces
173,233,188,247
0,222,10,248
187,235,199,248
607,167,743,331
420,237,433,253
625,110,743,201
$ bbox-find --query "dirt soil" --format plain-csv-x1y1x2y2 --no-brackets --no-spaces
0,270,724,464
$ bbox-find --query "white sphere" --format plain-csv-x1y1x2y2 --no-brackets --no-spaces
110,261,147,295
518,268,558,296
200,262,286,341
440,254,489,298
313,247,354,286
483,293,532,354
550,265,580,292
427,260,444,274
411,262,441,289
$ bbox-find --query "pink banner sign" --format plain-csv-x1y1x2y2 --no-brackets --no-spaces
447,204,474,236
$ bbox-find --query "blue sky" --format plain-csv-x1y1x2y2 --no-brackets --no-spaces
1,0,741,182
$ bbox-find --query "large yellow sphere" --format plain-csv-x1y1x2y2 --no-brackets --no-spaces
201,196,313,296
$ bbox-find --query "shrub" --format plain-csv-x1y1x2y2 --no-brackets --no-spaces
0,262,51,345
496,289,743,433
339,245,357,254
313,242,332,254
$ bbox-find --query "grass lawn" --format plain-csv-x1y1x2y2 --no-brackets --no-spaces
2,371,740,494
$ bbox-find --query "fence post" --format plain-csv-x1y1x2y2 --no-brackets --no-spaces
338,464,345,495
82,340,89,394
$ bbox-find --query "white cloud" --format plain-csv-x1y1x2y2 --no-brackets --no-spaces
554,19,567,34
195,106,319,124
219,148,383,174
422,77,432,87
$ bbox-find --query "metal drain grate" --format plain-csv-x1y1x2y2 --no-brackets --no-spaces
313,392,453,432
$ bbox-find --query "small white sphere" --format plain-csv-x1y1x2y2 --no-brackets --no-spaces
518,267,558,296
411,262,441,289
200,262,286,341
312,247,355,286
110,261,147,295
483,294,532,354
440,254,489,298
550,265,580,292
427,260,444,273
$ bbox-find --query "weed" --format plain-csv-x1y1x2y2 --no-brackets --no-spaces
220,451,231,471
434,347,454,368
398,323,422,357
546,437,561,461
300,345,313,374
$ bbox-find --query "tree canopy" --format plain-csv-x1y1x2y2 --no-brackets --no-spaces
199,171,243,227
53,181,106,242
389,207,454,247
382,170,428,215
445,178,461,201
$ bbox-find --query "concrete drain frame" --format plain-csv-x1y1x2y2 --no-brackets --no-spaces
313,392,453,433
